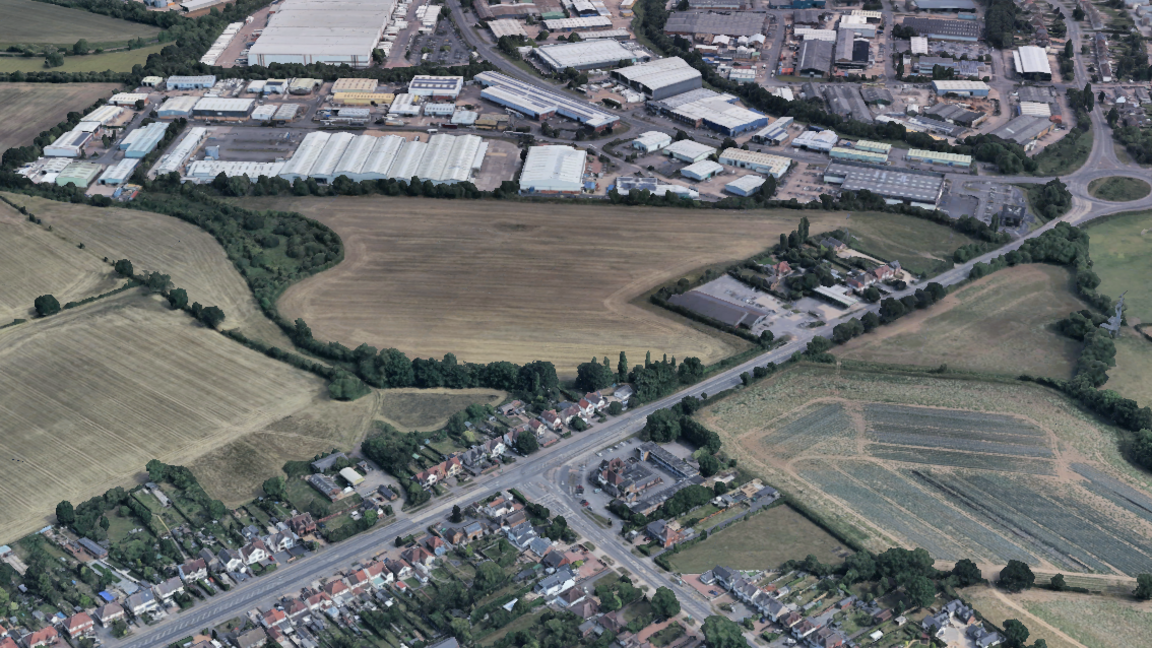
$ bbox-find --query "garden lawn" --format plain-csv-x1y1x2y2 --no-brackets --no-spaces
666,505,845,573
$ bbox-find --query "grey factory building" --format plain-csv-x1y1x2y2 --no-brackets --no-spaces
663,10,768,37
797,39,834,76
822,85,873,122
609,57,702,100
824,161,945,208
900,17,981,40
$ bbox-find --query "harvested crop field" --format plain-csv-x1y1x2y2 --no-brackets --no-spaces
666,504,849,573
1085,209,1152,325
0,293,322,543
190,396,380,506
0,83,117,153
246,197,963,373
0,199,119,323
696,365,1152,575
378,388,506,432
3,192,291,347
0,0,159,48
964,585,1152,648
837,265,1085,379
960,586,1082,648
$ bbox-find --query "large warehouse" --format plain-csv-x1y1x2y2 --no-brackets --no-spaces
408,75,464,99
609,57,702,100
248,0,397,68
651,88,768,136
519,145,587,194
1013,46,1052,80
718,148,791,178
824,161,944,208
534,40,642,71
798,39,834,76
271,132,487,184
663,10,768,37
900,17,980,41
475,72,619,130
192,98,255,119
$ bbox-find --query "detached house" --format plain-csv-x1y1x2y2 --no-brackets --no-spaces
287,513,316,536
219,548,245,572
95,603,125,627
21,627,58,648
583,392,608,412
179,558,208,583
64,613,95,638
425,535,448,556
126,589,159,618
402,545,435,568
241,540,271,565
322,579,351,602
540,410,562,430
154,577,185,600
535,568,576,597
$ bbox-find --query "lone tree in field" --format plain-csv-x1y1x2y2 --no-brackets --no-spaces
999,560,1035,592
113,259,134,277
1135,574,1152,600
34,294,60,317
55,500,75,526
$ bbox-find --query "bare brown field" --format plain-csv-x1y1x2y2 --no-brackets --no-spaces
0,200,119,322
190,396,380,506
3,192,292,348
696,365,1152,575
837,265,1086,379
244,197,955,373
378,387,507,432
0,293,323,543
0,83,117,153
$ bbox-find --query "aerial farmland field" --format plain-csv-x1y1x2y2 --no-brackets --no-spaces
696,365,1152,574
4,193,292,348
0,293,323,543
378,388,507,432
0,43,166,73
964,585,1152,648
837,264,1086,379
1085,209,1152,324
0,0,159,49
1105,333,1152,409
0,83,117,153
0,199,119,323
243,196,966,374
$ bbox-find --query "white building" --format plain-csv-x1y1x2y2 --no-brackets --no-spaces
519,145,587,194
724,174,766,196
153,127,207,176
248,0,397,68
790,129,838,152
680,159,724,180
534,40,641,71
44,127,92,157
632,131,673,153
389,93,422,116
97,158,140,185
664,139,716,163
1013,45,1052,77
408,75,464,99
718,148,791,178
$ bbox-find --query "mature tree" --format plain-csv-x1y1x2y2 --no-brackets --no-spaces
644,408,681,443
1003,619,1030,648
199,306,226,329
474,561,507,593
576,359,614,392
56,501,75,526
113,259,134,277
952,558,983,587
1134,574,1152,600
1049,574,1066,591
451,505,463,524
901,574,935,608
516,432,539,455
262,476,285,499
608,401,623,415
166,288,188,310
617,351,628,382
702,615,748,648
999,560,1035,592
34,294,61,317
600,590,622,611
697,454,721,477
652,586,681,619
146,459,168,483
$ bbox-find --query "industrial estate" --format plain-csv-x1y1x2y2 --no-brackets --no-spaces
1,0,1152,647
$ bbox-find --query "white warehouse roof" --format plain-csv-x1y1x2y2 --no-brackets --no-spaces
82,105,123,125
153,126,207,176
520,145,587,193
1013,46,1051,75
535,40,639,70
97,158,140,185
664,139,717,160
725,174,766,195
611,57,701,94
248,0,397,68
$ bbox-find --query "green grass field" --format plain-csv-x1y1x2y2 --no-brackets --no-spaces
1023,594,1152,648
1105,333,1152,409
1086,209,1152,324
0,43,164,73
838,264,1086,379
0,0,159,48
378,388,506,432
1088,177,1152,202
666,505,847,573
834,211,977,277
1033,127,1093,176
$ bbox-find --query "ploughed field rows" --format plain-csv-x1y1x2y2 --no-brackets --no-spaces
864,447,1057,475
0,294,321,542
756,402,856,460
1071,463,1152,524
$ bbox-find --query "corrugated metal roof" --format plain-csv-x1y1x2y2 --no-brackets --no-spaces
280,131,331,179
310,132,356,179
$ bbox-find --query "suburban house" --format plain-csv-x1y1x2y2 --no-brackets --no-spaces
233,627,268,648
463,521,486,541
534,568,576,596
95,602,125,627
178,558,208,583
384,558,414,580
21,627,58,648
527,419,547,438
527,536,554,558
322,579,351,602
583,392,608,412
967,625,1004,648
366,561,393,587
613,385,634,401
558,586,586,607
540,410,563,430
241,540,271,565
260,608,289,631
415,456,463,488
219,548,245,572
483,497,512,519
924,599,978,636
126,589,159,617
644,519,684,548
265,531,295,553
425,535,448,556
402,546,435,567
505,521,538,550
287,513,316,536
64,612,95,638
347,569,372,593
820,237,847,251
154,577,185,600
377,485,400,501
284,599,309,622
